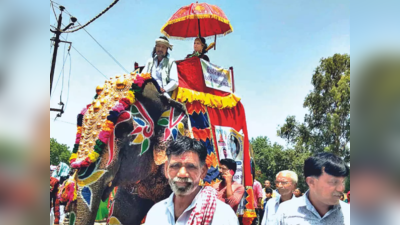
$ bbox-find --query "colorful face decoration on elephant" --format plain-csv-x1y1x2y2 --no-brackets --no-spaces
67,73,190,225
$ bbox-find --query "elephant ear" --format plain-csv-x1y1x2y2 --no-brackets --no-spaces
153,106,188,165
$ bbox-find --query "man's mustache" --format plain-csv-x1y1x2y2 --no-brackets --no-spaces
333,192,343,197
172,177,193,184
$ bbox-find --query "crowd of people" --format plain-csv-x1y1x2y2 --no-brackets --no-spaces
50,137,350,225
145,137,350,225
50,163,71,225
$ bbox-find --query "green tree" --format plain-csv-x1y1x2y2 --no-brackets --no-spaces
251,136,311,193
50,138,71,165
277,53,350,162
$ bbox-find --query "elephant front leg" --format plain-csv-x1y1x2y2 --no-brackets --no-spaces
108,186,154,225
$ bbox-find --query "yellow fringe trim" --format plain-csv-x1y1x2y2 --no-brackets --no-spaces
175,87,240,109
161,14,233,38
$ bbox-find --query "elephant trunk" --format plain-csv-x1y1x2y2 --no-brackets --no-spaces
72,178,107,225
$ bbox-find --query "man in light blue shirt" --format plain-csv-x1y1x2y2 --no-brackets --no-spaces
274,153,350,225
261,170,297,225
145,136,238,225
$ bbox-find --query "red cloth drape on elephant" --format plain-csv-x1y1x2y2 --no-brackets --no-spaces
174,57,256,224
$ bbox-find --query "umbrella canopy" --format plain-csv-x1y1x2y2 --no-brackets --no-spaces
161,2,233,39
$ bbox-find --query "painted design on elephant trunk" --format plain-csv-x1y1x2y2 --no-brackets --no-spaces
77,170,107,210
107,200,115,224
129,101,155,155
107,111,132,167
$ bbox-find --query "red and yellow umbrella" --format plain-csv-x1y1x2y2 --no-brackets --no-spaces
161,2,233,39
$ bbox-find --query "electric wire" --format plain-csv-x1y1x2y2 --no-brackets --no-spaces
54,119,76,126
51,52,69,99
71,46,107,78
50,0,61,6
58,0,120,34
51,1,58,21
65,51,72,111
59,36,108,79
60,33,69,99
81,27,128,73
51,34,69,100
50,1,126,74
50,34,55,63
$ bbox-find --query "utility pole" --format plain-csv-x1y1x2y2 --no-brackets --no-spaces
50,5,76,96
50,5,76,119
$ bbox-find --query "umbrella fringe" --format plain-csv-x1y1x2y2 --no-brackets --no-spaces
161,14,233,38
162,31,233,40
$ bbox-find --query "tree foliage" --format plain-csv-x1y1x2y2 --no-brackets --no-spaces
277,54,350,162
50,138,71,165
251,136,311,193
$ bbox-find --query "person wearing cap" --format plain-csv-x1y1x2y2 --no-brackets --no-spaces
142,36,178,97
186,37,210,62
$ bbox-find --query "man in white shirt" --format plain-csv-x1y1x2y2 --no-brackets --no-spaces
145,136,239,225
273,153,350,225
142,36,178,98
261,170,297,225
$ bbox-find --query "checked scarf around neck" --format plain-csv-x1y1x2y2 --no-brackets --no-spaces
186,186,218,225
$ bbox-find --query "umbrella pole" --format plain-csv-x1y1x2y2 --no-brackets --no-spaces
214,34,217,50
198,18,201,37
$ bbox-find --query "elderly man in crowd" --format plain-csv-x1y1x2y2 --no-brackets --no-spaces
142,36,178,97
261,170,297,225
274,152,350,224
213,158,245,212
145,136,238,225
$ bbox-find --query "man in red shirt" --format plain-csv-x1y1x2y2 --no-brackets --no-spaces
213,159,245,212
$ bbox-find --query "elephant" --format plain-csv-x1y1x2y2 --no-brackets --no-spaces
68,76,190,225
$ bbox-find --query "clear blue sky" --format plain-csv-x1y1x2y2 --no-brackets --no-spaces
50,0,350,150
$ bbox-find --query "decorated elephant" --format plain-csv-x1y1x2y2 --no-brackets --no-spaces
66,72,191,225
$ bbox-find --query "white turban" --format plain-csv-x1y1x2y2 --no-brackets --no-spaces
156,38,173,50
